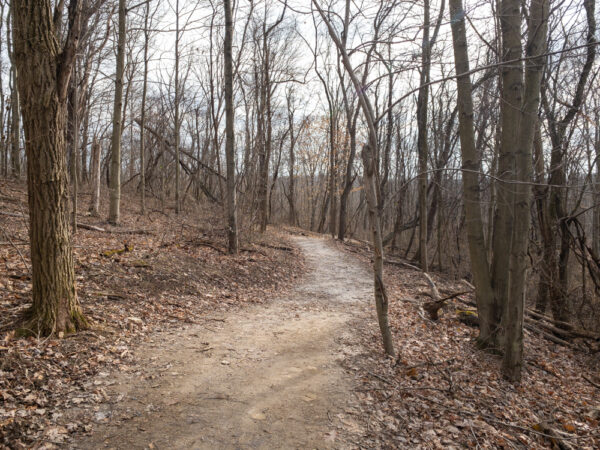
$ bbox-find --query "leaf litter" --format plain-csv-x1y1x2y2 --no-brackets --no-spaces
334,239,600,449
0,180,305,449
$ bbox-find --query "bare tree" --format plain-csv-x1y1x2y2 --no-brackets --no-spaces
224,0,239,252
109,0,126,224
313,0,395,356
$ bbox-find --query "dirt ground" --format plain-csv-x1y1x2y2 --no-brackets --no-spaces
69,236,373,449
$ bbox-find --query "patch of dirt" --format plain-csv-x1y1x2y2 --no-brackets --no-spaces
68,237,373,449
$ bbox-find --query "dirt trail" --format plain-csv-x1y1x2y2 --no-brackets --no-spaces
71,236,372,449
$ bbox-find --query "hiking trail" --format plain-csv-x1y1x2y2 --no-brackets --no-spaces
71,236,373,449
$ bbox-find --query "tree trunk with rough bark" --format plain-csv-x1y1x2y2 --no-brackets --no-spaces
224,0,238,253
12,0,87,335
89,138,101,216
362,142,395,356
416,0,431,272
70,64,79,234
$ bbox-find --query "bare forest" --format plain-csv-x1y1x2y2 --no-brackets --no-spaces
1,0,600,448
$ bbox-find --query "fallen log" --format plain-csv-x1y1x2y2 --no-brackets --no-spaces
527,308,575,329
456,310,479,327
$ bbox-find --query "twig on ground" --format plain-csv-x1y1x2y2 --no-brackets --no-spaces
0,223,30,273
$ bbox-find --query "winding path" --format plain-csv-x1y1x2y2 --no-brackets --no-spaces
72,236,372,449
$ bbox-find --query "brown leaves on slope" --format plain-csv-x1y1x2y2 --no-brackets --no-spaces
0,181,305,448
334,240,599,450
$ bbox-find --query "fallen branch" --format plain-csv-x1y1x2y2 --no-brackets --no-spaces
527,309,599,340
77,223,106,232
189,238,227,254
582,374,600,389
0,211,26,218
422,273,446,320
384,258,422,271
532,422,576,450
524,321,580,349
255,242,294,252
0,224,30,273
77,223,153,235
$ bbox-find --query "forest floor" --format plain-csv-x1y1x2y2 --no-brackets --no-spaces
68,236,371,449
332,239,600,449
0,181,305,448
2,179,600,449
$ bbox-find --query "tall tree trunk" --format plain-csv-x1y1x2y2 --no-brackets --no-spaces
139,0,150,215
487,0,524,350
329,111,337,238
10,71,21,178
174,0,181,214
533,123,553,312
502,0,548,381
257,48,269,233
224,0,238,253
538,0,596,323
416,0,431,272
448,0,496,348
260,45,273,233
70,63,79,234
89,138,101,216
7,8,21,179
313,0,395,356
338,111,358,241
79,91,90,183
286,93,297,226
0,1,5,178
362,142,395,356
594,106,600,257
108,0,126,225
12,0,87,335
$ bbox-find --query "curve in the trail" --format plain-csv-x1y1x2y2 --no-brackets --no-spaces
70,236,371,450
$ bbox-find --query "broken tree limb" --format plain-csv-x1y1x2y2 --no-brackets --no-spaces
134,118,225,180
532,422,576,450
524,321,581,349
77,223,106,232
422,273,449,320
525,315,600,341
384,258,422,271
582,374,600,389
187,238,227,254
255,242,293,252
0,211,26,218
77,223,153,235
